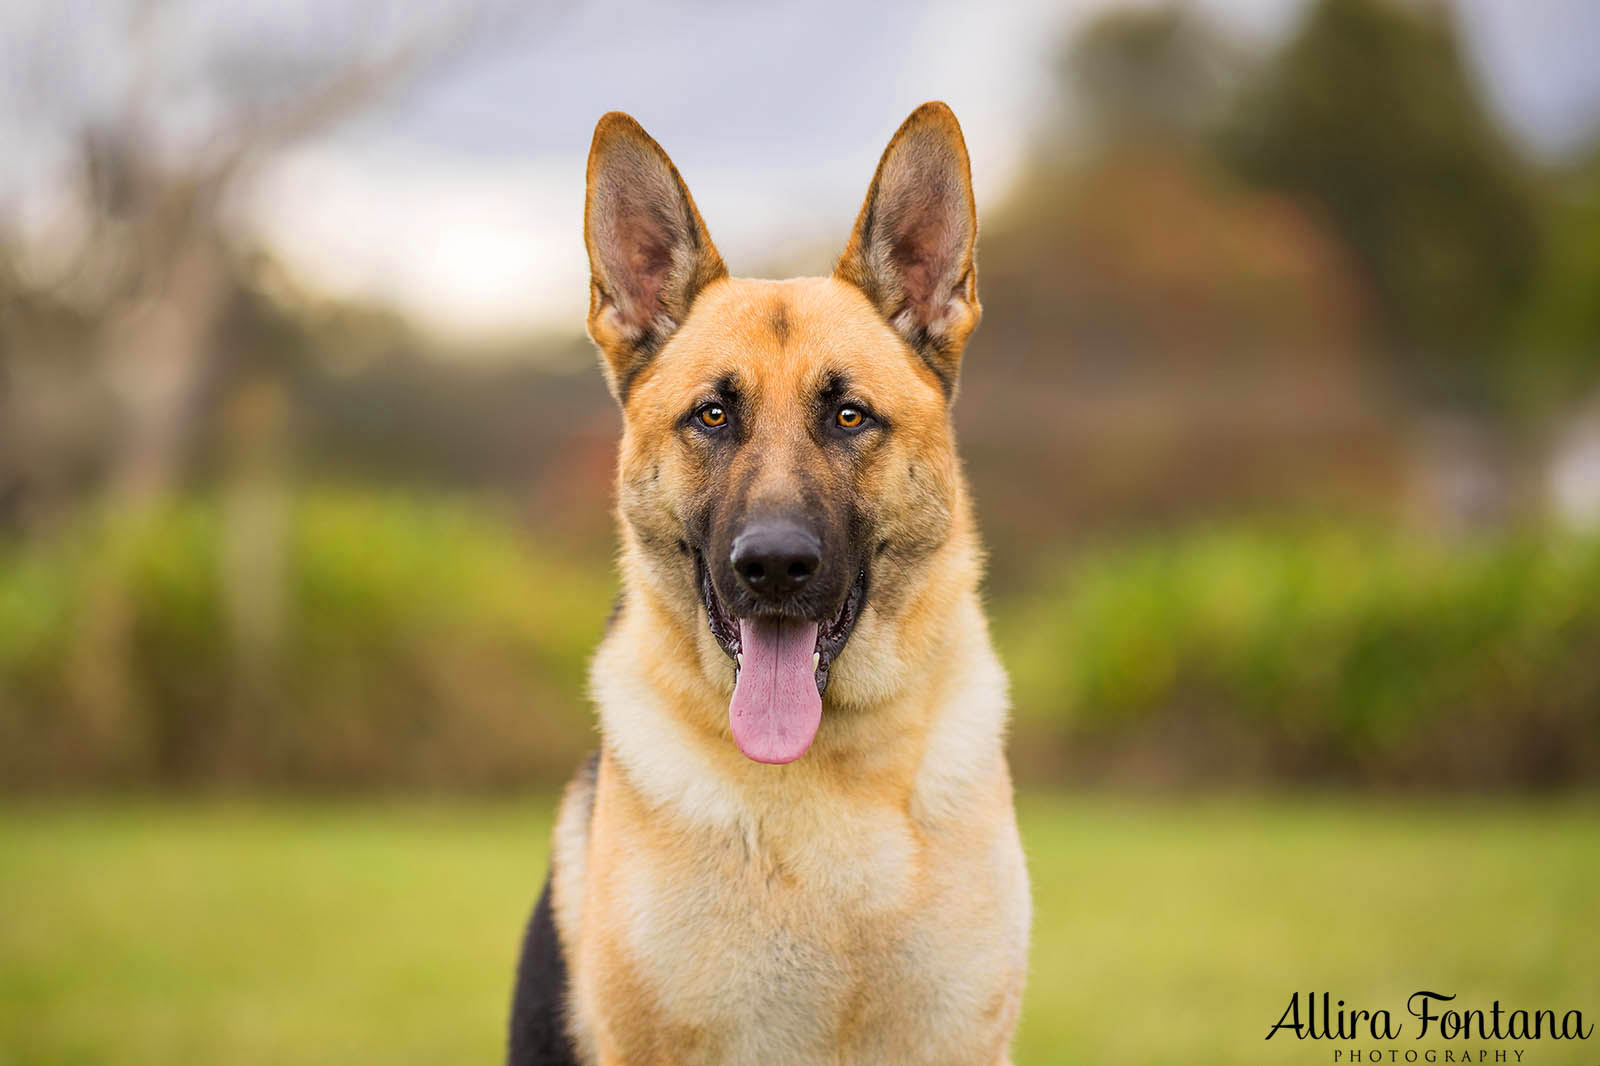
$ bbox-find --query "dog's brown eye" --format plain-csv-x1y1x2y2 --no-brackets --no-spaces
697,405,727,429
836,406,865,430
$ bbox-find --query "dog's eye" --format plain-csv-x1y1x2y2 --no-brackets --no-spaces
835,406,866,431
696,404,728,429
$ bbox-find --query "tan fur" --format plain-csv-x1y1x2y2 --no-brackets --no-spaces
554,103,1030,1066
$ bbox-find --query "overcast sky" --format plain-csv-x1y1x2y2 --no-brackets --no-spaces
5,0,1599,340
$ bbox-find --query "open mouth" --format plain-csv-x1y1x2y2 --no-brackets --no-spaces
696,552,867,694
695,552,868,764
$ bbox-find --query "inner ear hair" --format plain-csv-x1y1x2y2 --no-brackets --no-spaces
584,112,726,403
835,101,981,396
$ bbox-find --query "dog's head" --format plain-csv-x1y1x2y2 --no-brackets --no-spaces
585,103,981,764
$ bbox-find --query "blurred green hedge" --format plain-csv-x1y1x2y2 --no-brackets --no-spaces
1004,525,1600,787
4,493,1598,791
0,492,611,791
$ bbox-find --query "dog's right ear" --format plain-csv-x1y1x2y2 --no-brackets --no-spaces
584,112,727,403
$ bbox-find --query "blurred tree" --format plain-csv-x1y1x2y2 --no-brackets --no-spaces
1064,4,1247,149
0,0,517,767
1512,146,1600,413
0,1,527,514
960,5,1400,554
1218,0,1542,405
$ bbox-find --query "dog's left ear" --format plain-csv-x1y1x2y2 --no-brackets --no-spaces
585,112,727,403
835,101,980,395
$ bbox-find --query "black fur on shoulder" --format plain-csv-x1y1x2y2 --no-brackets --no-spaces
508,754,598,1066
508,872,580,1066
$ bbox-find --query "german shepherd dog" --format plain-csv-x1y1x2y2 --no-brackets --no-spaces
509,102,1030,1066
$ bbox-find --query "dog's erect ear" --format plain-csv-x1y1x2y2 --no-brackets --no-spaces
834,102,980,396
584,112,727,402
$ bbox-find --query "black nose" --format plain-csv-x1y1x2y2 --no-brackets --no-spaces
730,519,821,600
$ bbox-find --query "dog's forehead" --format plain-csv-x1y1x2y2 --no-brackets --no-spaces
645,277,944,406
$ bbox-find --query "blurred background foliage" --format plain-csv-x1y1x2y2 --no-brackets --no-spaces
4,0,1600,795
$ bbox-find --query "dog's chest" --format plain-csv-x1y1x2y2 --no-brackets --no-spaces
593,802,1028,1066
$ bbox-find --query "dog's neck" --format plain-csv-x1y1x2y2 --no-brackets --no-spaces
590,534,1010,831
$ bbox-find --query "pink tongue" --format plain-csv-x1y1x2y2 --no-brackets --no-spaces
729,618,822,764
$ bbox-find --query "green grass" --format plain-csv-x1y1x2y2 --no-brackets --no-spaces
2,797,1596,1065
